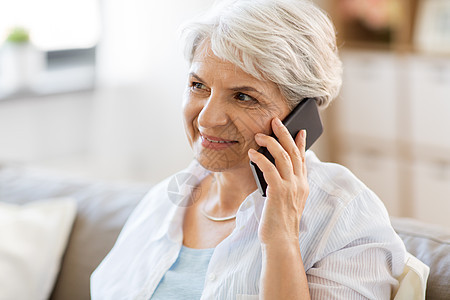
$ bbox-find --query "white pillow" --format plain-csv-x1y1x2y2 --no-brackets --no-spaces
0,198,77,300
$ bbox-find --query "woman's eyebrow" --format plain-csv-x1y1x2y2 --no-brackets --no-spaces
189,72,268,99
189,72,206,84
230,86,267,98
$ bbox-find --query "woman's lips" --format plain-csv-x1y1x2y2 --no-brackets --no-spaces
200,133,238,150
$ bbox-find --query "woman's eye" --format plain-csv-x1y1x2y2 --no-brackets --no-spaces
235,93,257,103
191,82,207,91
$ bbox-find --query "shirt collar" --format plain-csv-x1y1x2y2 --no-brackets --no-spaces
183,159,266,224
174,151,316,227
183,159,261,204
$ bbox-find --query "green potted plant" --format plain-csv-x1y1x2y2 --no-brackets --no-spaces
6,27,30,44
0,27,43,95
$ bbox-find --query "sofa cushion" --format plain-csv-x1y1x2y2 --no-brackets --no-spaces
0,166,150,300
0,198,76,300
391,217,450,300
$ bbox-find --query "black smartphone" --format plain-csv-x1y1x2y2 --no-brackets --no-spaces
249,98,323,197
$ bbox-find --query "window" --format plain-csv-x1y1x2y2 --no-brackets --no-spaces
0,0,101,98
0,0,100,50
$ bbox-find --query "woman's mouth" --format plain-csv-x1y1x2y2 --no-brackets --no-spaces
200,133,238,150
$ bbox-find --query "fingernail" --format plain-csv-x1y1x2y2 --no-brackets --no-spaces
301,129,307,139
248,148,257,155
274,117,282,127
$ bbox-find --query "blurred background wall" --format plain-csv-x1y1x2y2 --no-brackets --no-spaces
0,0,449,228
0,0,212,183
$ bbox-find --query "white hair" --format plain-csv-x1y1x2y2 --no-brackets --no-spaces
182,0,342,109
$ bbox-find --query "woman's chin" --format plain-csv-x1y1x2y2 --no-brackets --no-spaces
195,151,249,173
192,140,250,171
195,154,236,172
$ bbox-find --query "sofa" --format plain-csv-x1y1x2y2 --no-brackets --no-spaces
0,164,449,300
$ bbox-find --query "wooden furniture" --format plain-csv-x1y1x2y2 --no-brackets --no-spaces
315,0,450,227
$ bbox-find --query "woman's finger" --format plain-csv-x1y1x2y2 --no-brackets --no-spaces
254,132,293,179
248,148,282,188
295,129,307,170
271,117,303,176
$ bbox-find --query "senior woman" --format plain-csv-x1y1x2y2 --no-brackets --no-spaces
91,0,407,299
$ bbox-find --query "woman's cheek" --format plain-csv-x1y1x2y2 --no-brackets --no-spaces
244,120,271,150
182,104,198,149
247,110,273,136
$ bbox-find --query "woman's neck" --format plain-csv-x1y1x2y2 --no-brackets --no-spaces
204,165,258,214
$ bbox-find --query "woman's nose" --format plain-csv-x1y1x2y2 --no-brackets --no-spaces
197,94,228,128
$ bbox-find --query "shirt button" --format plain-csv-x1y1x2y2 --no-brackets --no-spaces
207,273,216,281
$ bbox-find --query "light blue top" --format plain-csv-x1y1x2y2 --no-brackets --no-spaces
151,245,215,299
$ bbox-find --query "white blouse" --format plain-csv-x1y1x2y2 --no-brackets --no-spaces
91,151,407,299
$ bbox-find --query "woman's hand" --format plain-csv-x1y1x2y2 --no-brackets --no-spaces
248,117,309,246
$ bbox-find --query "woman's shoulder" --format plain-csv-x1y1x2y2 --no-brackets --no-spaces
304,151,391,224
305,151,369,207
302,152,405,273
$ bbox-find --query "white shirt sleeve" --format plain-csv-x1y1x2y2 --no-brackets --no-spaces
305,189,406,299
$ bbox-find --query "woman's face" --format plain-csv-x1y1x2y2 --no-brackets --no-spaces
183,43,290,172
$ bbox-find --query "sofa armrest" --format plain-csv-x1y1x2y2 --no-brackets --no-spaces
391,217,450,300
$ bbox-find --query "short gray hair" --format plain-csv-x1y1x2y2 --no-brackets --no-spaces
182,0,342,109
